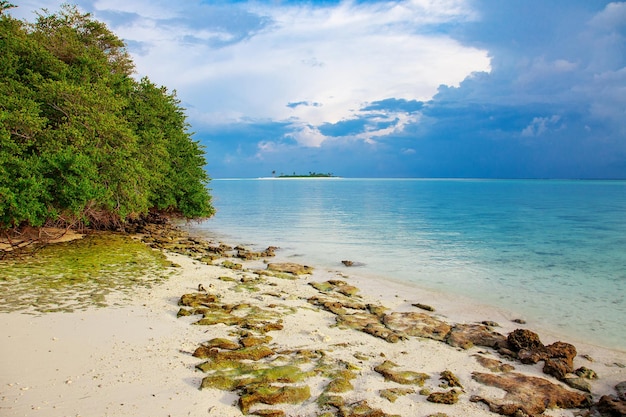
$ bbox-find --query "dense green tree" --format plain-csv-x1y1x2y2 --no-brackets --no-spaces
0,5,214,231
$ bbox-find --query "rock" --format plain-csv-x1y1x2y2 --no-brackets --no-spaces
427,389,460,405
195,345,275,361
179,292,219,307
363,322,406,343
518,341,577,380
471,372,591,416
575,367,599,380
239,385,310,414
374,360,430,386
543,357,572,380
380,388,415,403
336,399,400,417
508,332,577,381
251,410,285,417
616,381,626,401
473,355,515,373
412,302,435,312
367,304,388,318
310,282,335,293
240,335,273,348
446,323,507,349
507,329,544,352
439,370,463,389
267,263,313,275
591,395,626,417
383,312,452,342
563,377,592,393
308,294,367,312
202,337,241,350
222,260,243,270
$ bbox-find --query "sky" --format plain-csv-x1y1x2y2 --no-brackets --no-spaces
11,0,626,178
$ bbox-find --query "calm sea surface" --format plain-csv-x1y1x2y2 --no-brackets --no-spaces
191,178,626,350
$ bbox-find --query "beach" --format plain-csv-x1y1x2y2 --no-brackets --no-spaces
1,230,625,417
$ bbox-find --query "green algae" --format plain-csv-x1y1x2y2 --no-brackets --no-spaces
0,232,171,313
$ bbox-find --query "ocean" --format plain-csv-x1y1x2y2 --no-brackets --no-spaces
190,178,626,350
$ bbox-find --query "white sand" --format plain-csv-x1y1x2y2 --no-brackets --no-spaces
1,250,625,417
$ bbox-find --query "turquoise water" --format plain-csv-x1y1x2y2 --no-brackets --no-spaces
193,178,626,350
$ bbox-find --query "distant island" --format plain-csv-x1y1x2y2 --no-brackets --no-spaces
273,171,337,178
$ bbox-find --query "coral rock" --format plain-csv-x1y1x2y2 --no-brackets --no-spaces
374,361,430,386
471,372,591,416
507,329,544,352
447,323,507,349
383,312,451,341
267,263,313,275
427,389,460,405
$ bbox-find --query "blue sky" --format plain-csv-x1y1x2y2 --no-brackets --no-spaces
12,1,626,178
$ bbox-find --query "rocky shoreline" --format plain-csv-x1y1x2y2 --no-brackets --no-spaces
136,220,626,417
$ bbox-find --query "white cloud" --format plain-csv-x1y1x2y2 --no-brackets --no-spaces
12,0,490,142
521,115,562,137
589,2,626,30
92,0,489,130
284,125,328,148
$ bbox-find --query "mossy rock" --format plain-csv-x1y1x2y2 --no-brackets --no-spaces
193,311,244,326
380,388,415,403
427,389,460,404
201,345,275,361
374,361,430,386
336,284,360,297
219,276,237,282
310,281,335,292
200,364,312,392
239,385,311,414
317,393,345,409
326,375,355,393
367,304,388,317
340,400,401,417
203,337,241,350
177,307,192,317
222,260,243,270
179,292,220,307
250,410,285,417
267,263,313,275
439,370,463,388
240,335,273,347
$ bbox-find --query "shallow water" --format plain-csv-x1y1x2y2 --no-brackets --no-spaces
194,178,626,350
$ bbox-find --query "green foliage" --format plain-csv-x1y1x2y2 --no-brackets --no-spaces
0,5,214,231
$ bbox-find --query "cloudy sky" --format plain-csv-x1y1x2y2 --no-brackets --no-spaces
12,1,626,178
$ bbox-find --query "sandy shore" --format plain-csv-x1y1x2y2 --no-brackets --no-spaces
1,241,625,417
